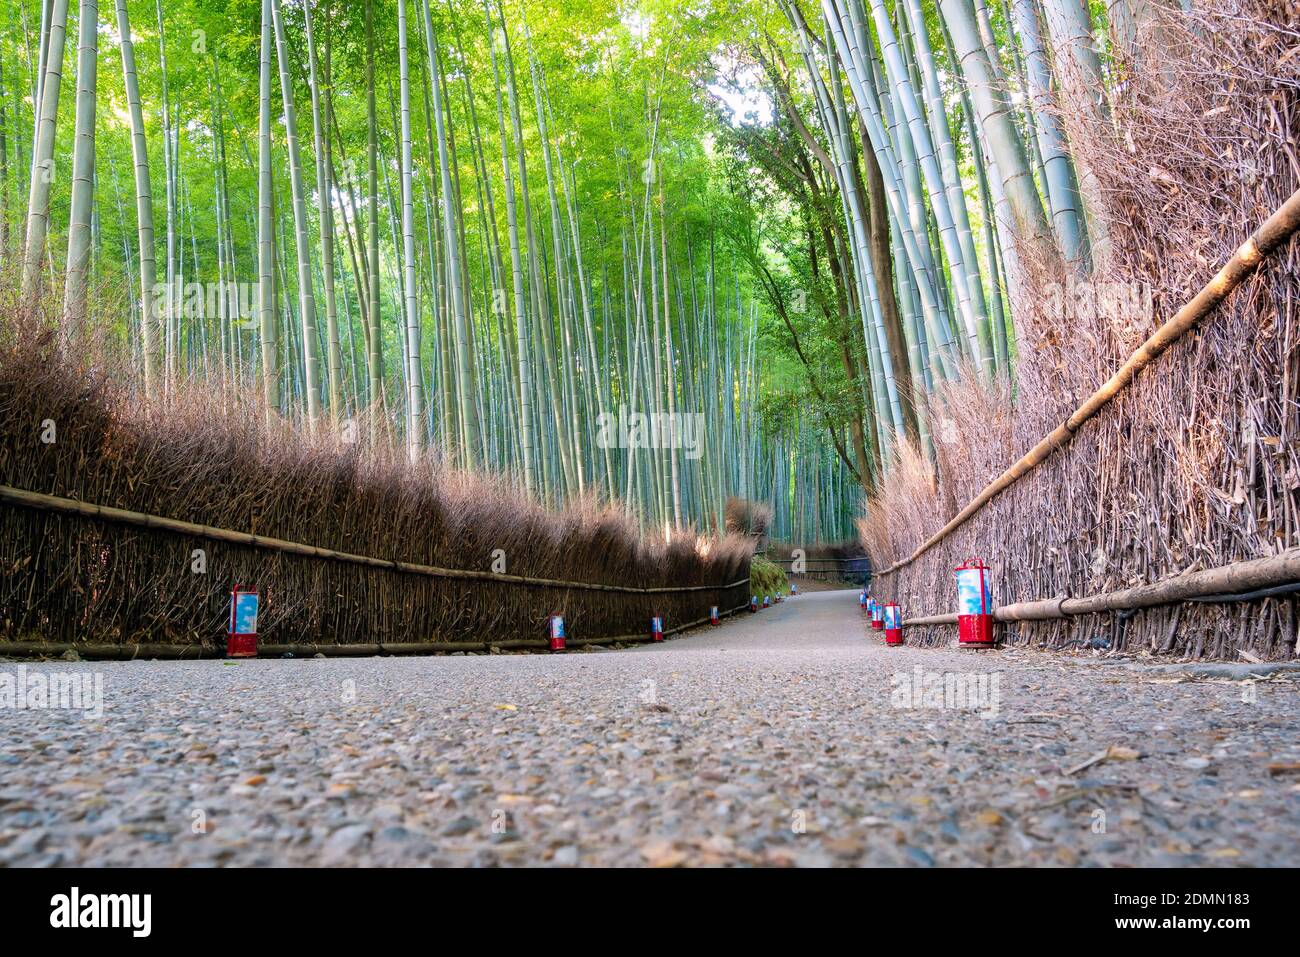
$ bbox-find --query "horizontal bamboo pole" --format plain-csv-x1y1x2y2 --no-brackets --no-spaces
902,549,1300,626
0,603,754,660
878,187,1300,577
902,612,958,626
1051,549,1300,617
0,643,211,660
0,485,748,595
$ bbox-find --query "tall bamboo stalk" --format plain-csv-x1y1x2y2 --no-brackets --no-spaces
304,0,344,422
365,0,383,435
61,0,95,332
257,0,278,416
938,0,1052,253
423,0,478,465
398,0,423,457
20,0,66,303
271,0,323,428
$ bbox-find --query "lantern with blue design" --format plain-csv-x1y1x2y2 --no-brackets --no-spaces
548,614,567,652
870,597,884,631
859,590,868,613
650,615,664,642
790,582,798,596
956,558,995,646
884,602,903,645
227,586,259,658
750,594,759,614
710,606,720,626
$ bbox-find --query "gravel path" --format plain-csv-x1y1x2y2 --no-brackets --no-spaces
1,590,1297,867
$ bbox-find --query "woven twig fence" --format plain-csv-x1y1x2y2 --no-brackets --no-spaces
0,339,751,653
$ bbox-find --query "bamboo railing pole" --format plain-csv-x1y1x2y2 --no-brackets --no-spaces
879,187,1300,575
902,612,959,626
901,549,1300,625
1057,549,1300,617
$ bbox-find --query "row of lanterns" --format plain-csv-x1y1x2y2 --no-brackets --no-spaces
558,575,807,649
860,557,996,648
860,592,904,645
548,589,766,652
554,613,682,652
551,574,805,651
225,570,815,658
226,588,718,657
550,612,674,652
749,584,796,613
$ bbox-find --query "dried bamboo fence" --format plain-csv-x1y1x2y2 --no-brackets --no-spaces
0,339,751,655
862,3,1300,660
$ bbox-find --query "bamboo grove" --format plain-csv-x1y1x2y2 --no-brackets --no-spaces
0,0,1156,545
717,0,1145,496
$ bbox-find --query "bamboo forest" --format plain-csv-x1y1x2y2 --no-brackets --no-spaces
1,0,1299,873
8,0,1286,539
0,0,1147,543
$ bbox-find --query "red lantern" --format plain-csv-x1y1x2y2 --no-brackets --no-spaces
956,558,995,647
750,595,759,614
651,615,664,642
709,606,720,626
548,614,567,652
870,599,884,631
227,586,259,658
884,602,903,645
859,590,868,613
